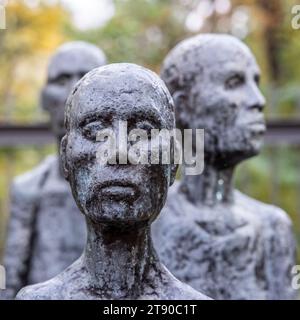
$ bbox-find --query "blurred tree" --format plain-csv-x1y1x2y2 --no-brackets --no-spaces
0,0,69,123
65,0,192,72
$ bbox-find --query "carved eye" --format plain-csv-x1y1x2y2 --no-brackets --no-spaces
52,74,72,86
82,121,105,140
225,74,245,89
135,121,156,138
254,74,260,85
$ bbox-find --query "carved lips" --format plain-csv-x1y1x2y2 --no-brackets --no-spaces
99,181,140,203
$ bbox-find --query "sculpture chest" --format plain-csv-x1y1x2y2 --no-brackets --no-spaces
153,191,267,299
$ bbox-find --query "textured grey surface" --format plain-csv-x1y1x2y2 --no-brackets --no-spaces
16,63,211,300
1,42,106,300
152,34,296,300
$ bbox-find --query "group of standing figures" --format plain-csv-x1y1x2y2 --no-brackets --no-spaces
0,33,297,300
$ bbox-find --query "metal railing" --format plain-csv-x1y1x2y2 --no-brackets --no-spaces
0,120,300,146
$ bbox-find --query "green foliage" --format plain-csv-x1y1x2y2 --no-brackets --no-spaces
0,0,69,123
65,0,191,71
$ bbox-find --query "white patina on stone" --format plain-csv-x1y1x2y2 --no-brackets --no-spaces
1,42,106,300
152,34,296,300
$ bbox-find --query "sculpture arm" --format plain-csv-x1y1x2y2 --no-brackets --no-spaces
264,208,297,300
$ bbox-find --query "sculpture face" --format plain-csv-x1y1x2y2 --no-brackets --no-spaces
162,35,266,168
41,42,106,140
62,64,176,225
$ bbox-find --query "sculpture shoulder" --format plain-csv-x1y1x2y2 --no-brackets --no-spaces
16,258,86,300
161,267,212,300
16,278,63,300
235,190,292,228
11,155,57,199
172,281,212,300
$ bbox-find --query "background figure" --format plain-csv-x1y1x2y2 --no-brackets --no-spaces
153,34,296,300
16,63,210,300
1,41,106,299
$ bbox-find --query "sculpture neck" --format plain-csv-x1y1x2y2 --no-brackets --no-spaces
180,164,235,206
83,219,159,299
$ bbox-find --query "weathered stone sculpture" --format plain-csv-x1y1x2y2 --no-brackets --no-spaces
1,42,106,299
152,34,296,300
16,63,211,300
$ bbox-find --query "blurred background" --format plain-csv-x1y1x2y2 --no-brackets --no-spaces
0,0,300,263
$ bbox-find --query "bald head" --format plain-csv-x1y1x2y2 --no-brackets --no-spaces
161,34,255,98
47,41,107,81
65,63,175,132
161,34,266,167
42,41,107,140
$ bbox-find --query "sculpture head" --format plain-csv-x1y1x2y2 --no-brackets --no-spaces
41,41,107,140
61,63,177,226
161,34,266,168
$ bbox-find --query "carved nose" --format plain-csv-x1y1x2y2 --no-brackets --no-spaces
248,101,265,112
248,87,266,112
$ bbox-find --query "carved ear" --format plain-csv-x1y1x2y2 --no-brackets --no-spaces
170,163,178,186
169,134,181,186
172,90,189,129
172,90,187,105
60,135,69,181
